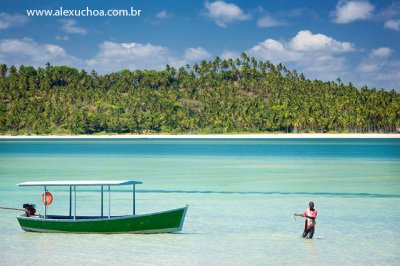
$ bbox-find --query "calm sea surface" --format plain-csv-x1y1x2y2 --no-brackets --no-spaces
0,139,399,265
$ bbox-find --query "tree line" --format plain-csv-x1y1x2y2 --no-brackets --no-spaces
1,53,399,135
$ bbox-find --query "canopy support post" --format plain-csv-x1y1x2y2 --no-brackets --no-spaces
133,184,136,215
108,185,111,218
44,186,47,219
74,186,76,220
101,186,104,217
69,186,72,218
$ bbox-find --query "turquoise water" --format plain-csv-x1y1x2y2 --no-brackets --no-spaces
0,139,399,265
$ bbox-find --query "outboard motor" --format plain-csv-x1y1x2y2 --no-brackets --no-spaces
23,204,36,217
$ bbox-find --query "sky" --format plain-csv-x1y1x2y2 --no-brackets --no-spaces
0,0,399,91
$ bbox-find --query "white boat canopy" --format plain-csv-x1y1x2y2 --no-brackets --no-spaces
17,180,142,219
18,180,142,187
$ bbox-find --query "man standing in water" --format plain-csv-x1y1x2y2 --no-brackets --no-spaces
294,202,317,239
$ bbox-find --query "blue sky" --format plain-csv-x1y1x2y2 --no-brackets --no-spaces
0,0,399,91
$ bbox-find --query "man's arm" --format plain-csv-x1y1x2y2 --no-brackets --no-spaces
294,213,316,219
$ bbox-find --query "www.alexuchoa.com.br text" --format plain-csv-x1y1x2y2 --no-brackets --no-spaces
26,7,142,17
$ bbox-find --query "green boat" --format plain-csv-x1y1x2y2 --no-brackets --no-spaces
16,180,188,233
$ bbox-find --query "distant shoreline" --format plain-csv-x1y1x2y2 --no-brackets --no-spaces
0,134,399,139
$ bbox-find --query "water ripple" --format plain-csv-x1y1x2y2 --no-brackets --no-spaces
138,189,400,198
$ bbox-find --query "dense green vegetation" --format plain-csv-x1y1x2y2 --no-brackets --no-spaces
1,53,399,135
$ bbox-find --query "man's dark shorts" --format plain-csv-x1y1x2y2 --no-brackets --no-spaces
302,227,315,239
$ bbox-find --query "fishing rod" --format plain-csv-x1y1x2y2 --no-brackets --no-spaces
0,206,25,211
1,204,37,216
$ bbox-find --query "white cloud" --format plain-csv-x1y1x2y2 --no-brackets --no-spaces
0,12,28,30
60,19,87,35
289,30,354,52
0,38,82,67
152,10,172,26
204,1,250,27
384,19,400,31
55,36,69,41
87,42,212,73
357,48,400,89
243,32,399,88
357,63,379,73
245,30,355,81
370,47,393,58
155,10,171,20
220,50,240,60
86,42,170,72
332,1,374,24
358,48,394,73
248,39,301,63
46,44,66,55
286,8,318,19
379,2,400,21
257,15,283,28
373,70,400,86
0,38,211,73
301,55,348,81
255,39,285,52
184,47,212,61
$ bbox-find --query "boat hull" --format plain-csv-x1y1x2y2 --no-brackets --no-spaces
17,206,188,233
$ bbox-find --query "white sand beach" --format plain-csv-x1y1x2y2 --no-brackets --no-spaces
0,133,399,139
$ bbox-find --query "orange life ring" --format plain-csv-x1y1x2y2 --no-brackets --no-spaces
41,192,53,205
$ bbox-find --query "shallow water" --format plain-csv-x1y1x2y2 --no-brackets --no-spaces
0,139,399,265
